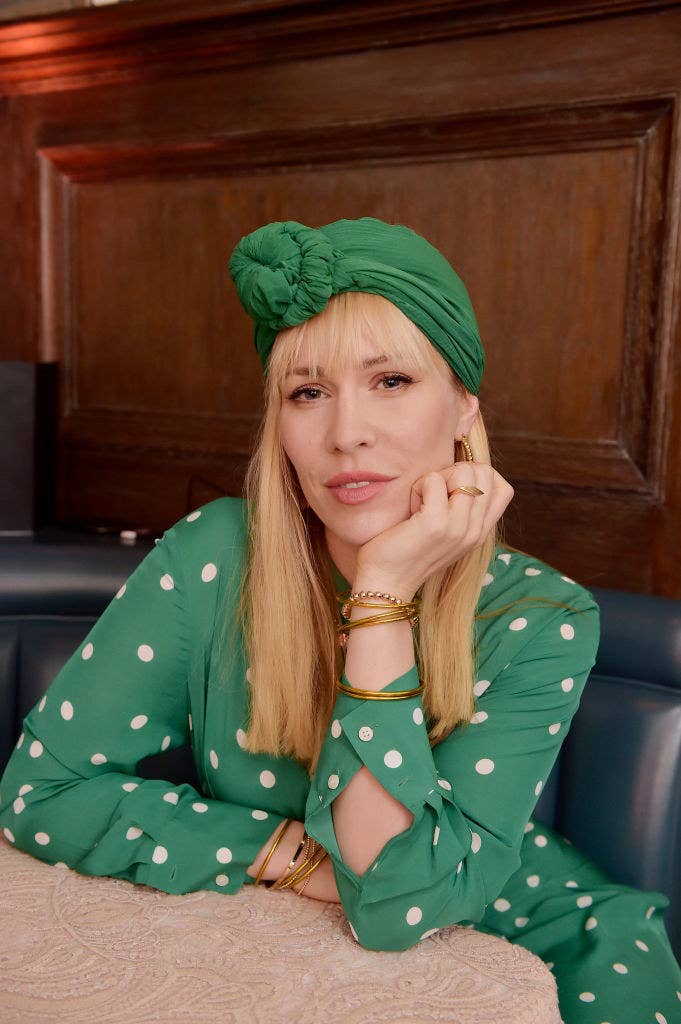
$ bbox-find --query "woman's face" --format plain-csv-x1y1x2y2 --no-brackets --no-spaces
278,342,479,583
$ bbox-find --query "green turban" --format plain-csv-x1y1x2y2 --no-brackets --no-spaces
227,216,485,396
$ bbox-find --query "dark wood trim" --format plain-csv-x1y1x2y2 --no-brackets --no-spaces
0,0,680,94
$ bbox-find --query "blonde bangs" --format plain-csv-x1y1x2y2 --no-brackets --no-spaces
266,291,457,405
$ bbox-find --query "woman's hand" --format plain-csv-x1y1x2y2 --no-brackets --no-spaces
355,461,514,598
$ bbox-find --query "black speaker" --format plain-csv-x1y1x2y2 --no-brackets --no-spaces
0,361,59,534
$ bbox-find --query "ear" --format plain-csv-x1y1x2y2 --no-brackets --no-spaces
458,392,480,436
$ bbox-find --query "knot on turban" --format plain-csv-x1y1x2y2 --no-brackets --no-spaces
228,216,485,396
227,221,336,329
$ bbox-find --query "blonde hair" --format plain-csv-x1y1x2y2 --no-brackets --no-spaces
219,291,582,778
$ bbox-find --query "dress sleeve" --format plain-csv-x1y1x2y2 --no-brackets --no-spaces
304,594,601,950
0,518,286,896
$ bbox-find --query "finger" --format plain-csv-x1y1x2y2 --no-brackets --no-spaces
411,470,449,520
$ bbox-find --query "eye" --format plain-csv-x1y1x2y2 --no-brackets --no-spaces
378,373,412,390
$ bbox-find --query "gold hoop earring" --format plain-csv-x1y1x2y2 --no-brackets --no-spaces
456,435,474,463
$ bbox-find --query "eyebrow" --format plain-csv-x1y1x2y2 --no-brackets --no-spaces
286,354,390,378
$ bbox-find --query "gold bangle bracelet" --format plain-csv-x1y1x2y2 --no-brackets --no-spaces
270,833,317,891
278,847,328,891
253,818,292,887
336,679,425,700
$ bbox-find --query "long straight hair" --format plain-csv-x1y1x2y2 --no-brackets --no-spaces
218,291,580,778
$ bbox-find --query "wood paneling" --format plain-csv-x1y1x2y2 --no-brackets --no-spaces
1,0,681,594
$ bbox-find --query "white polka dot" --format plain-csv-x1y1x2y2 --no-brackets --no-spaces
535,780,543,795
578,992,596,1003
163,792,179,804
201,563,218,582
209,750,219,770
470,832,482,853
494,898,511,912
35,832,50,845
246,667,252,683
115,584,126,599
60,701,74,721
82,642,94,660
91,753,107,765
561,575,576,584
349,922,359,942
561,677,574,692
514,917,528,927
526,874,540,887
3,827,15,843
327,774,340,790
260,770,276,788
420,928,439,940
412,707,424,725
524,821,535,833
216,874,229,886
548,722,561,735
473,679,491,697
160,573,174,590
545,962,554,970
577,895,593,908
188,714,193,731
437,778,452,791
655,1014,667,1024
130,715,148,729
186,510,201,522
534,835,548,847
216,847,232,864
565,880,579,888
612,962,628,974
152,845,168,864
560,623,575,640
525,567,542,576
16,732,24,749
497,553,511,565
126,827,142,840
635,939,649,951
509,617,527,631
13,797,25,814
122,782,138,792
236,727,247,747
161,735,171,751
646,905,655,919
38,696,46,712
585,917,598,930
29,740,43,758
252,809,268,820
18,785,33,796
137,644,154,662
331,719,342,738
406,906,423,925
192,802,208,813
471,711,488,724
482,573,494,586
432,825,440,846
475,758,495,775
384,750,402,768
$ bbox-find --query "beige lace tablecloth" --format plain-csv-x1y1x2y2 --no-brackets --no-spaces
0,836,560,1024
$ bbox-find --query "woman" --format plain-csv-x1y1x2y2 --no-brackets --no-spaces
1,216,679,1023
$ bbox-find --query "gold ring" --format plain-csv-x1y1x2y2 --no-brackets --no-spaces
450,485,485,496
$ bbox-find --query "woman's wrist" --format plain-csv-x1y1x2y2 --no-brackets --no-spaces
246,818,306,883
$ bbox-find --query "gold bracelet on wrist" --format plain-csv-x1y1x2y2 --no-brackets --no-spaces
268,831,313,891
253,818,293,887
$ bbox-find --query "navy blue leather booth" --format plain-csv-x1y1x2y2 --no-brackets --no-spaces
1,527,680,960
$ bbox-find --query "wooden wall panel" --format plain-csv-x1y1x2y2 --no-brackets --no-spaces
1,0,681,595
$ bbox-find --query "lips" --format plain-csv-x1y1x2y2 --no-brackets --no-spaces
325,471,394,488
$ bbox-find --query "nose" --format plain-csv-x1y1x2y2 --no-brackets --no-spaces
326,388,376,452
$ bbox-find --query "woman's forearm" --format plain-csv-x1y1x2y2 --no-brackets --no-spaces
330,573,417,878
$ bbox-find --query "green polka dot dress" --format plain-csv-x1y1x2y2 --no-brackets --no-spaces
1,496,679,1023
